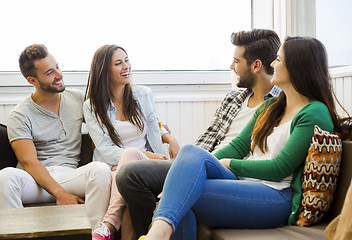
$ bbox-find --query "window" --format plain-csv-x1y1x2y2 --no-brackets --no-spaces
316,0,352,67
0,0,251,71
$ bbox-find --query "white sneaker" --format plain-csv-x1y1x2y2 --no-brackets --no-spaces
92,222,112,240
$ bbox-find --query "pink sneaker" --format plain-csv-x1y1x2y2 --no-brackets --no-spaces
92,222,112,240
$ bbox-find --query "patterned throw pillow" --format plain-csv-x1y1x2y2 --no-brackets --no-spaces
296,125,342,226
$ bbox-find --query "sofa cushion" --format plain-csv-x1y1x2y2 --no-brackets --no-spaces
197,222,327,240
296,125,342,226
78,134,93,167
0,123,18,170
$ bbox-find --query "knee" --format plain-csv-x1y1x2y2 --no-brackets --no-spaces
91,161,111,173
121,147,141,159
180,144,199,153
0,168,20,192
179,144,205,157
176,144,205,162
115,161,141,192
86,162,111,185
119,148,144,166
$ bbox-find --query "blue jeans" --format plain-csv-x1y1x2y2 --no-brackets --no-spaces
154,145,292,240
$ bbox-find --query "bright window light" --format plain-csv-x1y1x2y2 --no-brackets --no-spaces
0,0,251,71
316,0,352,67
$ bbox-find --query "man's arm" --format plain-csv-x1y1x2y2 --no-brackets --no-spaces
194,89,249,152
11,139,84,205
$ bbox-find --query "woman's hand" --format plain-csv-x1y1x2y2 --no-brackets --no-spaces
168,138,180,159
162,133,180,159
143,151,168,160
219,158,232,169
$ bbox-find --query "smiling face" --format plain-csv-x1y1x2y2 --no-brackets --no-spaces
230,46,256,89
31,54,65,93
270,46,290,88
108,48,131,88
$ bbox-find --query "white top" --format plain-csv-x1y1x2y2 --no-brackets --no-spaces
83,85,168,168
114,120,147,151
213,94,259,154
242,120,293,190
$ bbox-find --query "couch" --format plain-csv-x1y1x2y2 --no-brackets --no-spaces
196,141,352,240
1,123,352,240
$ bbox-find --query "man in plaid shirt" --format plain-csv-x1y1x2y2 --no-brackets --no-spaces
195,85,281,153
116,29,282,237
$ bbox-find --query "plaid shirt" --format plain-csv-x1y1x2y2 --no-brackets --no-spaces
194,85,281,152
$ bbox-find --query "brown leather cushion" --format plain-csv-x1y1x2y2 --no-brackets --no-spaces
328,141,352,219
0,123,18,170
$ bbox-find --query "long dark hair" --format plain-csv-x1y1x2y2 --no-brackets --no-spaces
252,36,341,153
85,45,144,147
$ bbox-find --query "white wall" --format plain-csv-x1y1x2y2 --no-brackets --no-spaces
0,71,232,147
0,67,351,147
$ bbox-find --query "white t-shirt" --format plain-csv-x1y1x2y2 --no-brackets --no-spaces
114,120,148,151
213,94,259,154
242,120,293,190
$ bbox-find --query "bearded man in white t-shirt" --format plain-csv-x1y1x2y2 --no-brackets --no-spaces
0,44,111,230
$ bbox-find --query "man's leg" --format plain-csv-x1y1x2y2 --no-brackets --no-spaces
0,163,111,230
116,159,173,236
58,162,111,230
0,167,55,208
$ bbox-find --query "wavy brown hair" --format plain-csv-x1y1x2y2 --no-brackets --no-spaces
231,29,280,75
19,44,49,78
251,37,341,153
85,45,144,147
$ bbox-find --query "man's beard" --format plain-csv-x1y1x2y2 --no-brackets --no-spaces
236,68,256,89
38,79,65,93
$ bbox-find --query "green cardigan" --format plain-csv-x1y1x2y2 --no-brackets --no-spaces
214,99,334,225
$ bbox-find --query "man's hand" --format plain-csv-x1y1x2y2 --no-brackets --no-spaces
56,191,85,205
143,151,168,160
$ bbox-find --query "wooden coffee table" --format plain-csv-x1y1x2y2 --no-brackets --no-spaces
0,204,91,239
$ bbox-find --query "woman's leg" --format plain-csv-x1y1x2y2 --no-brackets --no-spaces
153,144,237,232
168,180,292,240
102,148,148,234
170,210,197,240
193,179,292,228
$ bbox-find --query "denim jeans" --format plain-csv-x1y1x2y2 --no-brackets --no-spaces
154,145,293,240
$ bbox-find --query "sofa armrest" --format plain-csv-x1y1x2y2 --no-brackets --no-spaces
327,140,352,220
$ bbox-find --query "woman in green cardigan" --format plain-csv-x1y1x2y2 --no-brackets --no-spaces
139,37,341,240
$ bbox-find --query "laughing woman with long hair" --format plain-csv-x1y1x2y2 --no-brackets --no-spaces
139,37,341,240
84,45,180,240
